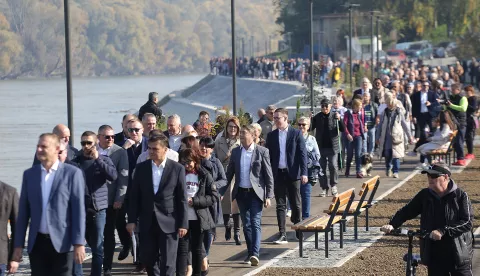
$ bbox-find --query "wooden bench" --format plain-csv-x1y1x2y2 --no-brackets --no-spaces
292,188,355,258
424,130,458,166
325,176,380,239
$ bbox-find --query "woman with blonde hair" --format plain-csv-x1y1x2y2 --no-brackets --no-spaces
251,123,265,146
214,116,242,245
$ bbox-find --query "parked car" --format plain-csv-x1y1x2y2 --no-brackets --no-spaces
405,42,434,60
386,49,407,62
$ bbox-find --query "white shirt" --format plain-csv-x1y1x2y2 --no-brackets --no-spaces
239,143,255,188
278,126,288,169
169,134,183,151
39,160,60,234
137,149,179,164
97,146,110,156
152,159,166,194
420,91,428,113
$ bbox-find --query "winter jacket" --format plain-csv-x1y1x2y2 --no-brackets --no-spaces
376,107,413,159
138,100,162,120
389,179,473,267
311,111,345,153
191,166,220,232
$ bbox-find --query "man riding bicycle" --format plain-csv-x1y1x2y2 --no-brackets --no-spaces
381,162,474,276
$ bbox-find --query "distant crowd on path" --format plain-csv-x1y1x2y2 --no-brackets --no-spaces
2,55,480,276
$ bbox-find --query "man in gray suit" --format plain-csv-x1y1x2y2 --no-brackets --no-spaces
0,181,19,275
225,125,274,266
97,125,130,276
13,133,86,276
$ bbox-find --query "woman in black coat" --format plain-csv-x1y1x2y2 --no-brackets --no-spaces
176,148,219,276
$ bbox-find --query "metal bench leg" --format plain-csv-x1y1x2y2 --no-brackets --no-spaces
299,232,303,257
354,215,358,240
365,208,370,231
331,226,334,240
325,232,329,258
315,232,318,249
340,222,344,248
343,220,347,232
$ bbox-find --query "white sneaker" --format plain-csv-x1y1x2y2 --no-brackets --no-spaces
331,186,338,196
286,210,292,217
406,151,417,157
393,173,399,178
319,189,327,197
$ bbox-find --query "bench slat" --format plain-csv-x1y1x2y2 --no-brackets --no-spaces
292,215,321,230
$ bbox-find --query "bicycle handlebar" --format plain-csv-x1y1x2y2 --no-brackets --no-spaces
388,228,430,239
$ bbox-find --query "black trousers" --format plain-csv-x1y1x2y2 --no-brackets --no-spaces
141,216,179,276
274,170,301,234
427,262,473,276
466,121,476,155
103,206,121,270
176,220,204,276
29,233,73,276
116,203,132,250
414,113,433,141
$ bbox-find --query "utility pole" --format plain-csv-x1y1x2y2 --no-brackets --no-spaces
231,0,237,115
376,16,380,78
63,0,74,145
346,3,360,93
309,0,314,112
242,37,245,58
370,10,375,80
251,35,254,57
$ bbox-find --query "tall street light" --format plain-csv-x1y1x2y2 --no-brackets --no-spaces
309,0,314,113
376,16,381,78
347,3,360,94
370,10,375,80
63,0,74,145
231,0,237,115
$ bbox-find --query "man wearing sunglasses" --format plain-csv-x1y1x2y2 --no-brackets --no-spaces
72,131,117,276
381,163,473,276
97,125,130,276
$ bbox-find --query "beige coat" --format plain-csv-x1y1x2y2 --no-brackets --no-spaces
214,136,240,214
377,106,413,159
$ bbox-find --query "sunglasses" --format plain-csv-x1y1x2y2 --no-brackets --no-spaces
128,128,141,133
80,141,93,146
298,123,307,127
101,135,115,140
428,174,445,179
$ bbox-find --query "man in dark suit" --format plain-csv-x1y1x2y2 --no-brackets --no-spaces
226,125,274,266
0,181,19,275
138,92,163,121
265,108,308,244
114,114,137,147
127,135,188,276
13,133,86,276
97,125,130,275
410,81,437,163
353,79,371,98
32,124,79,166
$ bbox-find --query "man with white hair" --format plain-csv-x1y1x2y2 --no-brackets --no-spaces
164,114,183,151
142,113,157,138
353,78,371,98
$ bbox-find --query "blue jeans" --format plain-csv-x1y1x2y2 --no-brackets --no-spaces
0,263,6,276
300,183,312,219
364,127,376,154
236,190,263,258
347,136,363,173
73,262,83,276
87,209,107,276
384,149,400,173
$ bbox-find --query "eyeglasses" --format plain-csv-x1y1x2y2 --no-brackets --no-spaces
128,128,141,133
80,141,93,146
101,135,115,140
227,125,238,129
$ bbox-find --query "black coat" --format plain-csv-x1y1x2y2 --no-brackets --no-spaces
0,181,18,264
311,111,345,153
138,100,162,120
389,180,473,267
190,166,219,231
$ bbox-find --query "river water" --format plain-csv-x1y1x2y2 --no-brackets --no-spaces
0,74,205,190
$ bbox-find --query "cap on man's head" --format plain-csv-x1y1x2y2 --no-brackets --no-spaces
320,97,330,105
421,162,451,177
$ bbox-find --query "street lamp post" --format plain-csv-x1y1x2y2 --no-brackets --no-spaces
231,0,237,115
242,37,245,58
309,0,314,112
63,0,74,145
370,10,374,80
346,3,359,94
376,16,380,78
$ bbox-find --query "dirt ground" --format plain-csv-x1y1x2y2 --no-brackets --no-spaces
259,147,480,276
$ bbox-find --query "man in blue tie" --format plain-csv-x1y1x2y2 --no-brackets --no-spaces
13,133,86,276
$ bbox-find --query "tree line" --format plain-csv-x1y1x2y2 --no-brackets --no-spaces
0,0,280,79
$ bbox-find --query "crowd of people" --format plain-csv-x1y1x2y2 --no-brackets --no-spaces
0,57,478,276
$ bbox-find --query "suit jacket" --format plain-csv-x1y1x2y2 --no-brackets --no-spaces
114,131,128,147
32,145,78,166
0,181,18,264
14,162,86,253
128,159,188,234
102,144,129,205
411,90,437,118
353,88,370,97
125,138,148,201
265,127,308,181
225,145,274,202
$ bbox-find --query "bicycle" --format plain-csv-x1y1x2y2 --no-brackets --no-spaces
385,228,430,276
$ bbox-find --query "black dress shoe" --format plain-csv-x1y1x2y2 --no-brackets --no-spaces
104,269,112,276
234,233,242,245
225,226,232,241
118,247,130,261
